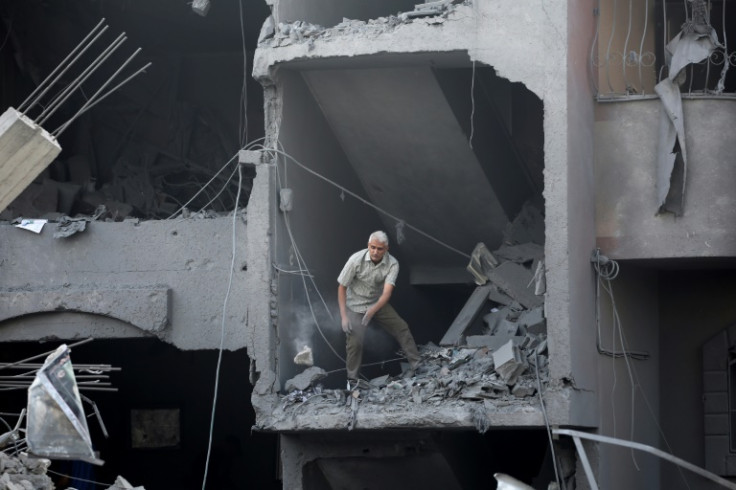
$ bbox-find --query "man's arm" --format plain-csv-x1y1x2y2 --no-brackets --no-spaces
338,284,351,333
361,283,394,325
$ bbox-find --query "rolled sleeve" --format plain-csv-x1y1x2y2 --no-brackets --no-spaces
385,262,399,286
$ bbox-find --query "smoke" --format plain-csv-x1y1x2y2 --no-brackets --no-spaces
281,299,408,367
281,299,340,361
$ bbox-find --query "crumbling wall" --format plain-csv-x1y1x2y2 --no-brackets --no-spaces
253,0,599,428
0,216,269,351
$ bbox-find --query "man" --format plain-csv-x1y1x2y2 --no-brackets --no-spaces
337,231,420,386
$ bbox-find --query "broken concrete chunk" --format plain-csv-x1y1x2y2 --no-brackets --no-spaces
494,242,544,264
517,306,545,332
511,383,536,397
466,335,525,351
53,217,86,238
487,284,516,306
483,306,511,334
258,16,275,43
487,261,544,309
440,284,493,346
369,374,390,388
284,366,326,392
293,345,313,366
493,340,528,385
495,319,519,337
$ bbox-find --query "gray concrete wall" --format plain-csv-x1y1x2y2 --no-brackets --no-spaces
595,99,736,259
273,0,415,28
595,264,661,488
0,215,270,351
659,269,736,489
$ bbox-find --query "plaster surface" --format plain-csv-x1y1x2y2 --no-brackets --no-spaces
0,215,270,351
595,99,736,259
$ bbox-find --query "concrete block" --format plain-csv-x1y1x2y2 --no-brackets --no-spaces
705,414,729,435
487,261,542,309
284,366,326,392
483,307,511,334
517,306,545,332
0,108,62,213
511,383,536,397
703,371,728,393
704,392,728,414
495,319,519,336
0,287,171,332
440,284,493,346
465,335,525,350
487,285,515,306
492,340,528,385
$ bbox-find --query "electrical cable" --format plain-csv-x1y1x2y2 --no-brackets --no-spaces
592,250,691,487
254,144,470,260
274,162,345,364
535,349,563,490
46,469,114,488
201,164,243,490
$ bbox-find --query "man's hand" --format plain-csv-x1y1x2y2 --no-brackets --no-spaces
341,316,352,333
361,309,375,326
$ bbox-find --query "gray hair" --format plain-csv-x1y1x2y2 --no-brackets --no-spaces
368,230,389,246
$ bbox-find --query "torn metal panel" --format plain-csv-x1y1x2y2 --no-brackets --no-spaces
26,345,101,465
654,17,721,215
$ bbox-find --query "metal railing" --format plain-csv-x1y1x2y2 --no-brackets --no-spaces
592,0,736,98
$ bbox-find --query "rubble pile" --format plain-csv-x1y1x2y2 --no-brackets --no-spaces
259,1,471,48
0,453,53,490
279,201,548,426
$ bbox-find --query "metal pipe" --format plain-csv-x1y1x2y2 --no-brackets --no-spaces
554,428,736,489
18,19,107,113
0,338,93,373
36,33,127,125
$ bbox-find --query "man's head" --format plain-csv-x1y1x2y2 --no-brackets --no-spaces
367,231,389,264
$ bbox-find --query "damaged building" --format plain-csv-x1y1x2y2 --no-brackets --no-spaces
1,0,736,488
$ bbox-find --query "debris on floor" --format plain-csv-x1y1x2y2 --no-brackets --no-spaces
293,345,314,366
0,453,54,490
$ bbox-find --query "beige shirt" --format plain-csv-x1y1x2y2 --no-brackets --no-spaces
337,249,399,313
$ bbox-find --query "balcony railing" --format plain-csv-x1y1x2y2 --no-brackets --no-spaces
592,0,736,98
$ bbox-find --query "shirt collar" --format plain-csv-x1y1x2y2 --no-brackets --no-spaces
363,249,387,265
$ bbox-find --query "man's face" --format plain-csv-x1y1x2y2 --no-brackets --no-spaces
367,238,388,264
